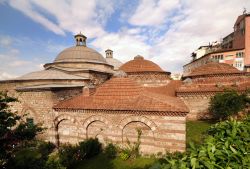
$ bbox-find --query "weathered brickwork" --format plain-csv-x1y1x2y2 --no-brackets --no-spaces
178,94,213,120
127,72,170,87
50,110,186,154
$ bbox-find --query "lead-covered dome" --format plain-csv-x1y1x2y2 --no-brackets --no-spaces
54,33,107,64
119,55,165,73
54,46,107,63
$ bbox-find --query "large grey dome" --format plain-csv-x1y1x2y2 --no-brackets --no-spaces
54,46,107,64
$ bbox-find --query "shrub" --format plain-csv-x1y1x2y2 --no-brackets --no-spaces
149,117,250,169
209,90,248,119
58,144,78,169
6,141,56,169
45,152,66,169
78,138,102,159
119,128,142,161
37,141,56,157
104,143,117,159
7,148,45,169
119,150,130,161
58,138,102,168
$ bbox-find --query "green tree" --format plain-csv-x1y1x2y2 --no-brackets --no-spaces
209,90,249,119
0,91,43,168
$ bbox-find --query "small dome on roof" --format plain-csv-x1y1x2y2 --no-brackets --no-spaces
186,62,241,77
119,55,165,73
106,57,123,70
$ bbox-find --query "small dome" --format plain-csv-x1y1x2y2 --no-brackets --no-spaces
54,46,107,63
119,55,165,73
186,62,241,77
106,57,123,70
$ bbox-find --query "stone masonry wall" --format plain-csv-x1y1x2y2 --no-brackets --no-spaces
50,110,186,154
178,94,212,120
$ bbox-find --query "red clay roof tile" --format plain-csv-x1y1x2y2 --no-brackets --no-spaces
54,77,188,113
119,55,165,73
185,62,241,78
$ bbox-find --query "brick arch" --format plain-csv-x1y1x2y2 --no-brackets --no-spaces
20,106,38,123
54,114,79,146
119,115,157,131
81,115,110,135
54,114,79,127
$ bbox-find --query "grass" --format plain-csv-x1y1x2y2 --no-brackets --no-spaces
186,120,215,145
75,153,156,169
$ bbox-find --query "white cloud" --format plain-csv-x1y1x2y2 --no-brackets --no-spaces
129,0,180,26
2,0,250,75
123,0,250,72
91,31,151,62
0,72,17,80
0,35,13,47
7,0,117,38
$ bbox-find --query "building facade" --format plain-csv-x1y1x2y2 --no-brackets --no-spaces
183,13,250,76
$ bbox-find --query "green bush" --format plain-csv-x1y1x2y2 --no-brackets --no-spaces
209,90,248,119
58,138,102,168
119,150,130,161
6,141,55,169
58,144,78,169
119,128,142,161
149,117,250,169
104,143,117,159
78,138,102,159
45,152,66,169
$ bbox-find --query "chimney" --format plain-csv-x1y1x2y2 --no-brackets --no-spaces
105,49,113,58
83,86,90,96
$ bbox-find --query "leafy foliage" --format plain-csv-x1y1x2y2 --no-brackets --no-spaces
209,90,249,119
6,141,56,169
149,117,250,169
0,91,43,168
58,138,102,168
119,128,142,160
104,143,117,159
78,138,102,159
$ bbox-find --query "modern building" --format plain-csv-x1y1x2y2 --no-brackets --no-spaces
183,12,250,76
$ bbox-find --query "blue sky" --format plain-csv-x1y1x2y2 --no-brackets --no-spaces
0,0,249,79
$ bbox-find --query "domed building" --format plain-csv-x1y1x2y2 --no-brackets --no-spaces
52,76,188,154
0,33,122,141
119,55,171,87
177,62,250,120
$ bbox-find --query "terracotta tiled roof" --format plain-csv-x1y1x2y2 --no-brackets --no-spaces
119,55,165,73
54,77,188,113
185,62,241,78
177,77,250,93
145,80,182,97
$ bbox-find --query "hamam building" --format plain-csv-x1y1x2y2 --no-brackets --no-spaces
0,34,188,154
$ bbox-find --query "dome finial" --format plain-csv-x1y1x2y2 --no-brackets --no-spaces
74,33,87,46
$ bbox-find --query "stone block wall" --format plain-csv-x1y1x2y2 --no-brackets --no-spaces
50,110,187,154
178,94,213,120
127,72,170,87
